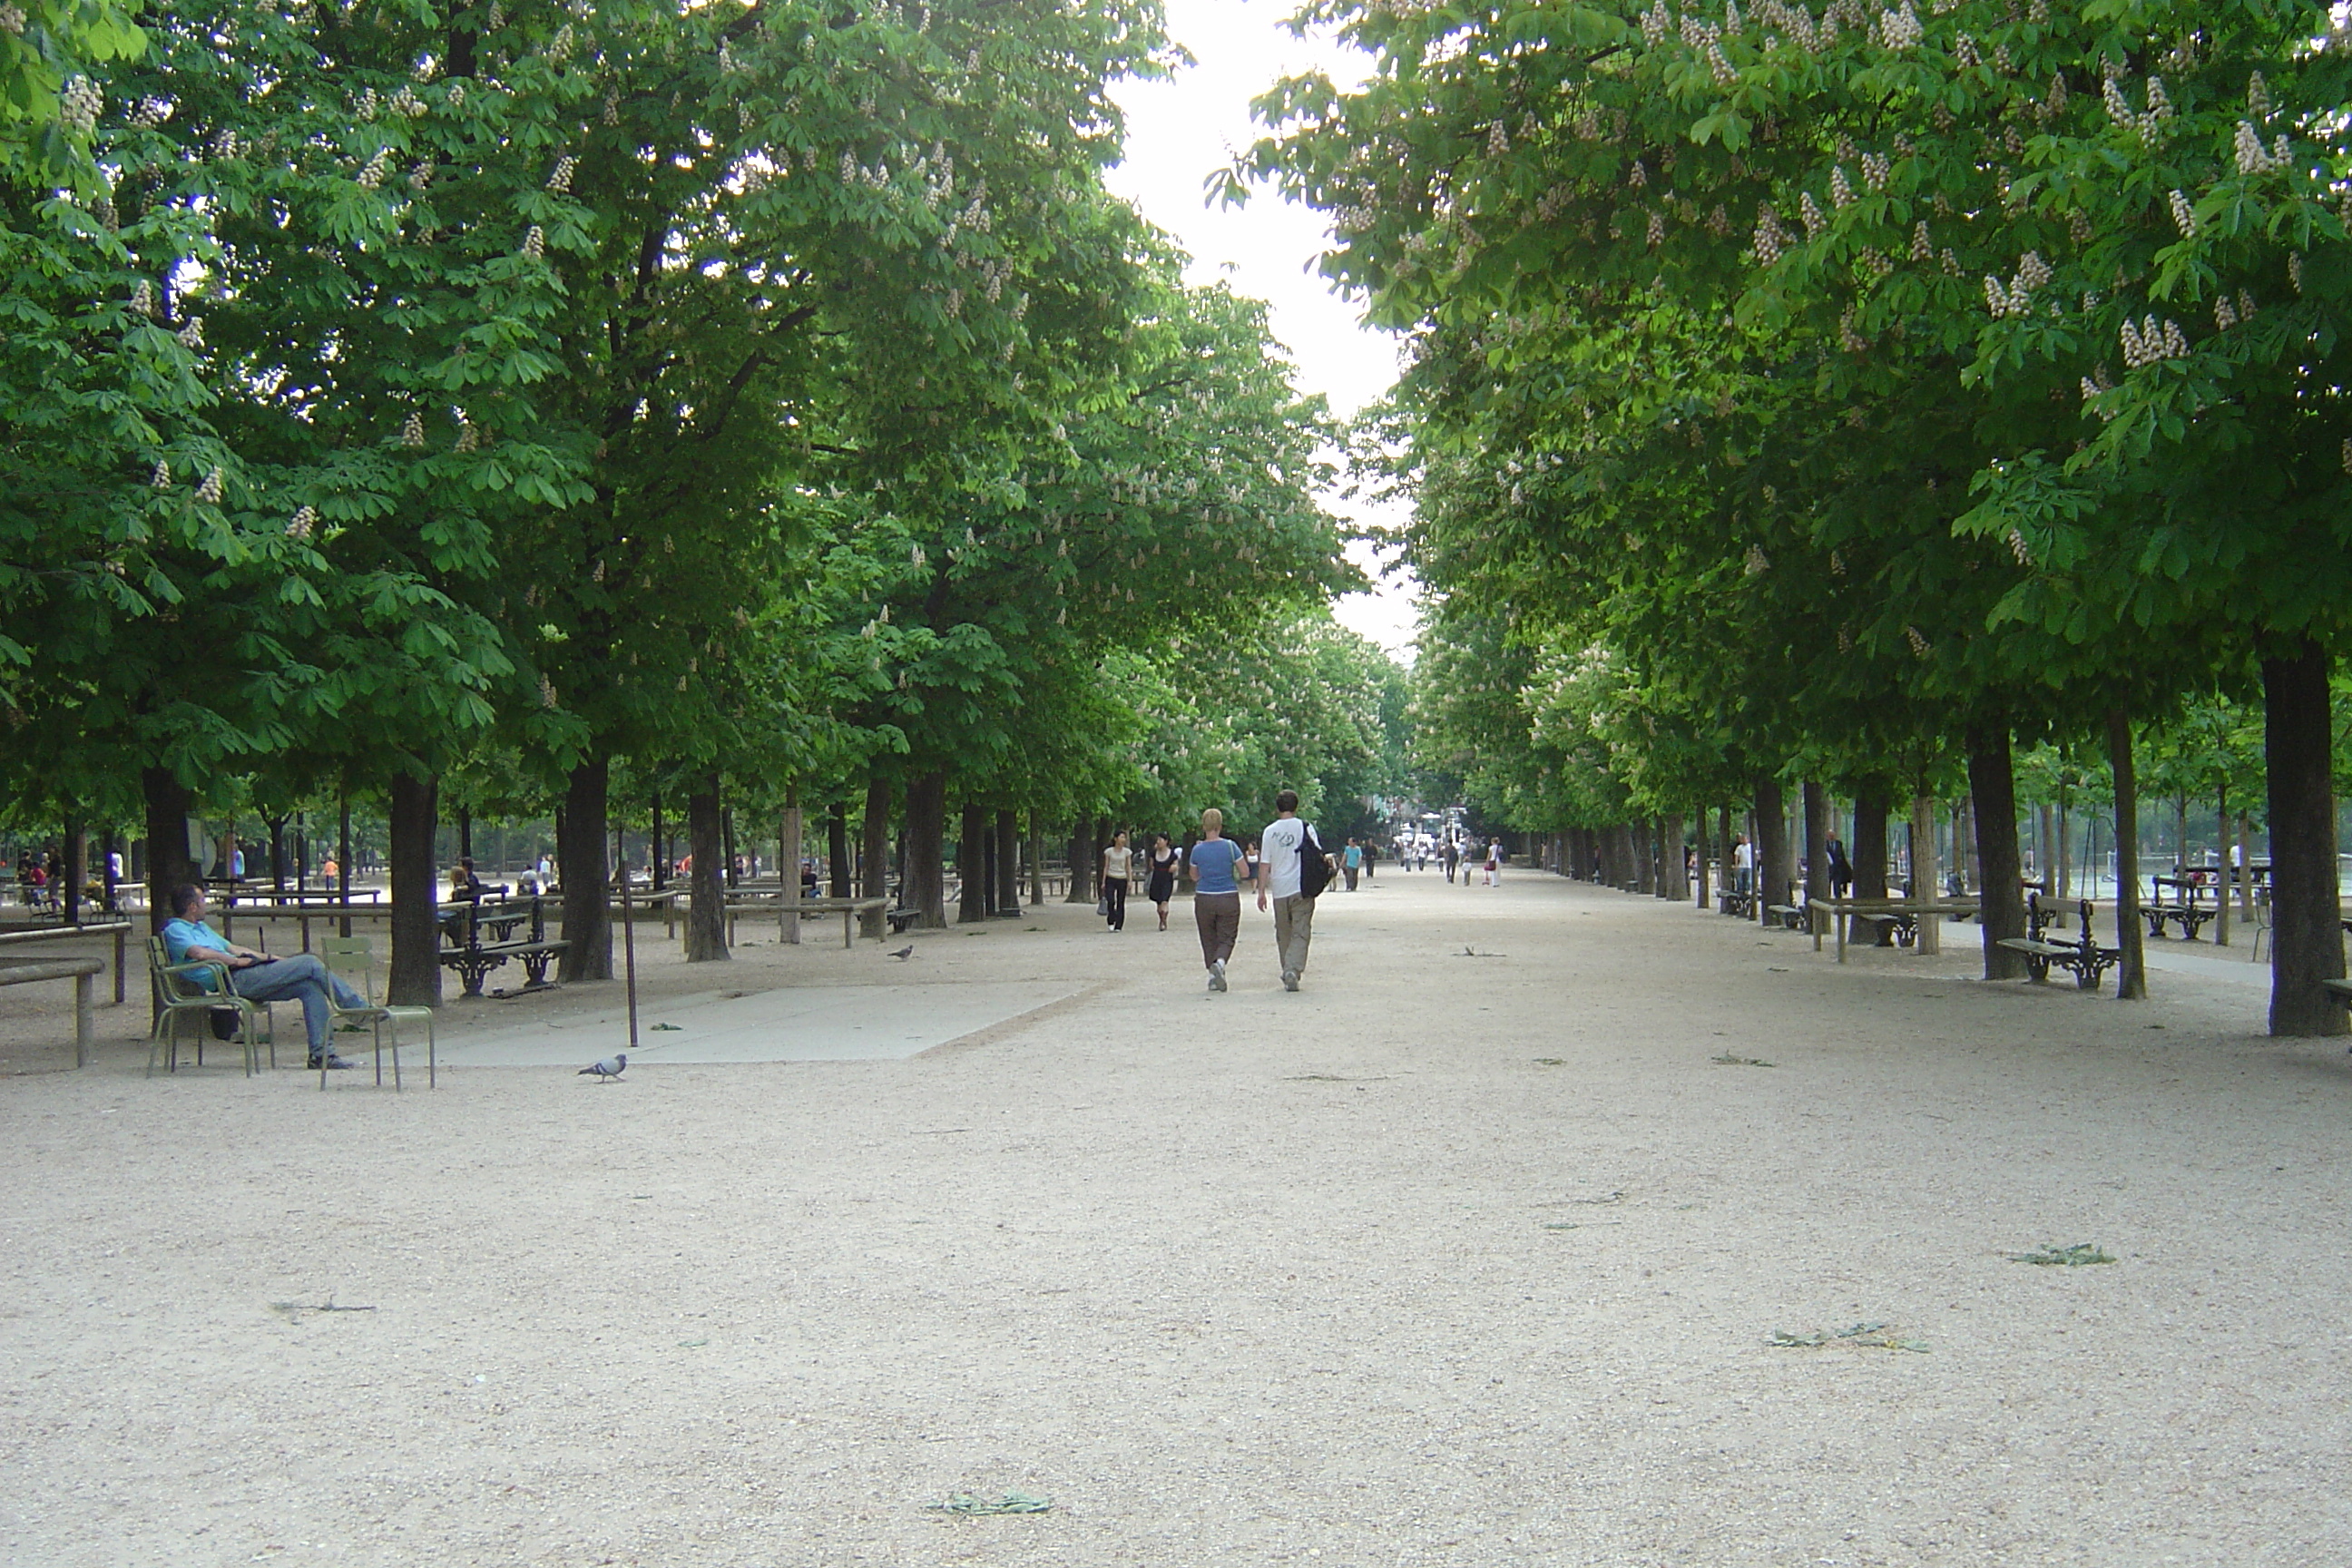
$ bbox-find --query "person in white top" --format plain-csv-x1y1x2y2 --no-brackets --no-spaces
1732,834,1755,895
1100,831,1132,932
1256,789,1331,992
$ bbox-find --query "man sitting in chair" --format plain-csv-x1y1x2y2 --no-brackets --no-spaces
162,885,370,1071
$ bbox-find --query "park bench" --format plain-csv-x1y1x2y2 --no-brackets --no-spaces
718,892,890,948
0,920,131,1005
2322,978,2352,1011
1764,903,1807,931
2143,875,2216,941
1812,899,1981,961
439,894,566,998
1996,894,2122,991
1717,886,1756,918
0,956,104,1068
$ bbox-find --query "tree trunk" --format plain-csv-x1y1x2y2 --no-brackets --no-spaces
685,774,728,962
828,803,850,898
2214,786,2231,948
779,799,803,946
957,800,987,923
1753,779,1789,918
1028,823,1045,906
1853,791,1889,899
2263,642,2345,1035
860,775,893,937
62,817,83,926
1955,792,1977,894
2106,707,2148,1001
1064,823,1094,903
1966,724,2029,980
906,772,949,928
1633,818,1655,894
557,757,614,981
995,808,1021,915
1801,781,1828,905
1691,810,1710,907
1908,796,1941,955
387,769,442,1006
1661,813,1689,901
141,768,200,936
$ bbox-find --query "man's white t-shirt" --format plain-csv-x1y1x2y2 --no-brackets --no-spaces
1734,842,1755,870
1261,817,1309,899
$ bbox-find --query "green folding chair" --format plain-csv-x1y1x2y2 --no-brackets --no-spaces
317,936,436,1089
147,936,276,1076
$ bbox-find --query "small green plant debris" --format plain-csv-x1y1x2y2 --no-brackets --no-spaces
1711,1053,1775,1067
2005,1243,2116,1267
1770,1321,1928,1352
1542,1221,1580,1230
927,1491,1053,1516
652,1023,682,1032
1533,1057,1565,1066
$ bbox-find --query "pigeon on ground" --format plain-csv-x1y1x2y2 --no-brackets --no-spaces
578,1054,626,1082
889,945,916,961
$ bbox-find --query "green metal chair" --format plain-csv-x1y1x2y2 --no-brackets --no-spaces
317,936,436,1089
146,936,277,1076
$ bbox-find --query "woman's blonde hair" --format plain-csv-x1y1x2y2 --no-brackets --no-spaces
1200,808,1224,833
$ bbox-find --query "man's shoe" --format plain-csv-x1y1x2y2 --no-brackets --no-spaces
308,1054,358,1071
1210,958,1228,993
1282,969,1299,992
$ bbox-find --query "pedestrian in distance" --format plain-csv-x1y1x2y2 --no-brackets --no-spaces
1732,833,1755,896
1483,838,1502,886
1100,830,1132,932
1256,789,1333,993
1341,838,1362,892
1442,838,1459,884
1826,831,1854,898
1144,833,1180,931
1362,839,1377,882
1188,808,1246,993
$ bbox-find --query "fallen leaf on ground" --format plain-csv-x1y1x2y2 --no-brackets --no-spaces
2005,1243,2115,1267
927,1492,1053,1516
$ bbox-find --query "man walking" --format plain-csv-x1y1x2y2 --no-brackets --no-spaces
1257,789,1331,993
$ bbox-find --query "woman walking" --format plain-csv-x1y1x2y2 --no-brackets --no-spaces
1100,830,1132,932
1188,808,1246,992
1144,832,1180,931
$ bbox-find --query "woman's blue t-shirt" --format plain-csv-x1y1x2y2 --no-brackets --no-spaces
1191,838,1244,894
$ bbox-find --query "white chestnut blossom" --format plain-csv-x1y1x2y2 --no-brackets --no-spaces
198,466,224,504
289,505,317,540
151,460,171,489
2168,190,2196,237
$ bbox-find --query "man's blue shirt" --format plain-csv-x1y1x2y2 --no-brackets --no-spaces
162,918,232,989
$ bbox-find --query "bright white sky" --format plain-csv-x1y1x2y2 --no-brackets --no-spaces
1102,0,1422,658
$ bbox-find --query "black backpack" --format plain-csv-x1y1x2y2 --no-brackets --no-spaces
1297,822,1334,899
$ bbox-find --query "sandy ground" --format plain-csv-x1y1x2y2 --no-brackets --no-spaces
1,871,2346,1566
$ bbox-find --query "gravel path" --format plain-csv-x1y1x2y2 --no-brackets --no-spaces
2,871,2346,1565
